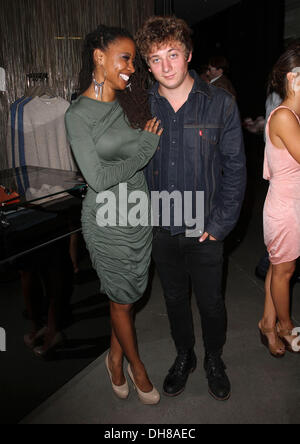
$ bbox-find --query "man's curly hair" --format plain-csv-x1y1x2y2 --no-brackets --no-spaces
135,16,193,62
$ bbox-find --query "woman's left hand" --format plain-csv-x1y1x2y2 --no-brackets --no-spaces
144,117,164,136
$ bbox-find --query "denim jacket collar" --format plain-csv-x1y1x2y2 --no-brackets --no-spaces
149,70,211,100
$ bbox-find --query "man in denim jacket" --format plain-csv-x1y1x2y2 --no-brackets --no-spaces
136,16,246,401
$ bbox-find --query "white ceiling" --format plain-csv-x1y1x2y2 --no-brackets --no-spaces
173,0,241,25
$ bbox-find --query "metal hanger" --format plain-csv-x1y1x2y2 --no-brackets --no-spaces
25,73,56,98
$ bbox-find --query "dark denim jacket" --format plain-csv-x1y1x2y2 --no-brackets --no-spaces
145,71,247,241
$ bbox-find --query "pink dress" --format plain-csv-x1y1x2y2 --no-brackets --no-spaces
263,106,300,265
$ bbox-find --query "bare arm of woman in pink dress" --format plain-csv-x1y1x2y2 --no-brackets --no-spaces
269,72,300,164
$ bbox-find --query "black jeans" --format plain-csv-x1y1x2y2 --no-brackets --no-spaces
152,229,227,354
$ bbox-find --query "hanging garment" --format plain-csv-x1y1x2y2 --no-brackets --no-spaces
7,96,33,169
0,68,6,92
0,91,9,170
22,96,77,171
7,96,77,172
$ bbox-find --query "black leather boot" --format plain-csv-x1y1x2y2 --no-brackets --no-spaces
204,352,231,401
163,350,197,397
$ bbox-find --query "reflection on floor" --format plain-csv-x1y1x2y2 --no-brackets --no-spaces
0,255,111,425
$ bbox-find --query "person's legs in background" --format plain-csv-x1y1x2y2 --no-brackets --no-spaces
69,233,80,275
21,268,46,349
33,239,74,356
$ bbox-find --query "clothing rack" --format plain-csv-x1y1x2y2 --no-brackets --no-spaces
26,73,48,81
26,72,48,88
25,72,56,98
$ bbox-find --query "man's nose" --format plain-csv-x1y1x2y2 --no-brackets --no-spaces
161,58,171,73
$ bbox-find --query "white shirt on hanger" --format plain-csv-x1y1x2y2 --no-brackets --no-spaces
22,96,77,171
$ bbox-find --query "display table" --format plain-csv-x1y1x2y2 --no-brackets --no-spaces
0,166,87,265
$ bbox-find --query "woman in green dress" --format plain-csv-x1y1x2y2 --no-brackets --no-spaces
65,25,162,405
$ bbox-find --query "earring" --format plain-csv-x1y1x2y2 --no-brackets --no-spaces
126,83,132,92
92,72,105,100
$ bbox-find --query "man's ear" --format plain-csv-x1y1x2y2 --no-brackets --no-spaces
187,52,193,63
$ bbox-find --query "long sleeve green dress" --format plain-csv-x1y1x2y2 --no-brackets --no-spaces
65,96,160,304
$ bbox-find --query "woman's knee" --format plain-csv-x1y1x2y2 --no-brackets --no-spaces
110,301,133,313
272,262,296,280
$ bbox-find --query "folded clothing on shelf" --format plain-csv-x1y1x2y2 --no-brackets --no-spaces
25,183,68,205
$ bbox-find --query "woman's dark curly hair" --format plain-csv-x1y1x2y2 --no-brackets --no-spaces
79,25,152,129
268,40,300,98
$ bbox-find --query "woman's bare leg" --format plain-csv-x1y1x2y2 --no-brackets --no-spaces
262,265,277,325
271,260,296,342
259,264,285,353
108,326,126,386
110,301,153,392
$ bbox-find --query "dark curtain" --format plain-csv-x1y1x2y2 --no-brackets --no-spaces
191,0,285,118
155,0,175,15
0,0,155,169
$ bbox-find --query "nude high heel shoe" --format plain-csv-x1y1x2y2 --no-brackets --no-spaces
258,322,285,358
127,364,160,405
105,354,129,400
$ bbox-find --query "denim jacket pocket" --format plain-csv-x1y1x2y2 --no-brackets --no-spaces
184,124,223,146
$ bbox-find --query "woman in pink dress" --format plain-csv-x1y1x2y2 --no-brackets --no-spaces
259,45,300,357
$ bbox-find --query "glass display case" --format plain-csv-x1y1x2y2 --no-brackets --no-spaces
0,166,87,265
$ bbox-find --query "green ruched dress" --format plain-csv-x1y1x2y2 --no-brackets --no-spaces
65,96,159,304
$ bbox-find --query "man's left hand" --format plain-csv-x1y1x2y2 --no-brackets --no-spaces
199,232,218,243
